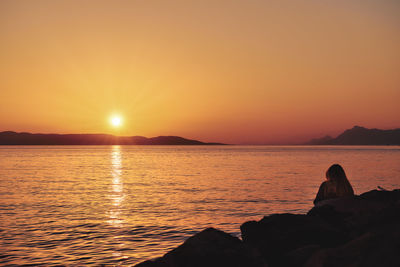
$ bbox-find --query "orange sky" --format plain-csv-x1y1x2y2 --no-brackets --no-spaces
0,0,399,144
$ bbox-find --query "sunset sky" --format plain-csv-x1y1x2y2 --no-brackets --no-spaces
1,0,399,144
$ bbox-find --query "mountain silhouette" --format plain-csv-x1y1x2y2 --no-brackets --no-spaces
306,126,400,145
0,131,224,145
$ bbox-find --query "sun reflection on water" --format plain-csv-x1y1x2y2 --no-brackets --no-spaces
107,145,125,226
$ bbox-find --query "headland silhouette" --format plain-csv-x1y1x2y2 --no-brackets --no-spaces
306,126,400,145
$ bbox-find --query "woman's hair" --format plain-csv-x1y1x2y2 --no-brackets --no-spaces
326,164,354,196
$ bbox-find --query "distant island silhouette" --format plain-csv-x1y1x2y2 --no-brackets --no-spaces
0,131,225,145
306,126,400,145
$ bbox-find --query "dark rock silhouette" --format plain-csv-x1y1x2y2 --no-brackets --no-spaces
0,131,224,145
136,188,400,267
135,228,266,267
305,225,400,267
306,126,400,145
240,214,347,266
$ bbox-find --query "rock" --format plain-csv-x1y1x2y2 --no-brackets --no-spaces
134,228,267,267
240,214,346,266
308,196,386,219
308,190,400,238
359,189,400,203
305,224,400,267
309,189,400,219
135,260,164,267
284,245,320,267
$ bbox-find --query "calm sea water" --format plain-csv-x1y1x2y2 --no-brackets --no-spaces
0,145,399,265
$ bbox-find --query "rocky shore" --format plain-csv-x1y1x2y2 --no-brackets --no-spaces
136,189,400,267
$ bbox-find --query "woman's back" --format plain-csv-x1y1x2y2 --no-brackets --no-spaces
314,164,354,204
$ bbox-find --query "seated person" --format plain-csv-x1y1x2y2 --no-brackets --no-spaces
314,164,354,204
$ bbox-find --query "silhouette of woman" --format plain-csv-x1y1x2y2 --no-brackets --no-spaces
314,164,354,204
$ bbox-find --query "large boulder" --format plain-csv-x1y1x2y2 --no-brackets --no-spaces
135,228,267,267
240,214,347,266
308,189,400,238
305,223,400,267
309,189,400,219
359,189,400,203
283,244,321,267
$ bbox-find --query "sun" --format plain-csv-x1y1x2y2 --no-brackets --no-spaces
110,115,123,127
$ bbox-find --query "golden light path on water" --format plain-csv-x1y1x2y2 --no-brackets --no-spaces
108,145,126,259
108,145,124,226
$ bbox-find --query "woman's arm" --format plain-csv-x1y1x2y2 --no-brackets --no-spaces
313,181,326,205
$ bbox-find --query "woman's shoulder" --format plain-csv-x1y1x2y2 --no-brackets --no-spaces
319,181,328,188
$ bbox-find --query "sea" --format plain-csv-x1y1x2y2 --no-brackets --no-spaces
0,145,399,265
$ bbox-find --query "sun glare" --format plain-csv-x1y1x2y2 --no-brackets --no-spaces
110,116,123,127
